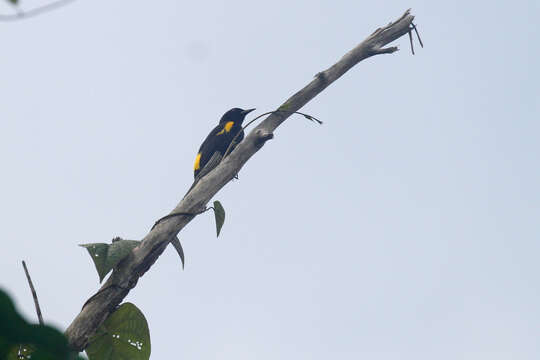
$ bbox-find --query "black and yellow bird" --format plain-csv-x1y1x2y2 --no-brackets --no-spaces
193,107,255,179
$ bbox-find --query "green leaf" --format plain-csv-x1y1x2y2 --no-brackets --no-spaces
86,303,151,360
170,236,185,269
80,239,141,283
0,289,73,360
106,240,141,273
6,344,35,360
302,113,323,124
213,200,225,237
8,0,18,5
79,243,108,281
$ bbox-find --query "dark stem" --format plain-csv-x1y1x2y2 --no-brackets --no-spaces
408,28,415,55
21,260,44,325
412,23,424,48
0,0,75,21
151,207,213,230
222,110,322,160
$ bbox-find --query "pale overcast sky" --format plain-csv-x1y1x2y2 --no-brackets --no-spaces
1,0,539,359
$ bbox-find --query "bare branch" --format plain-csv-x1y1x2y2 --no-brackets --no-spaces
0,0,75,21
413,23,424,48
65,9,418,351
22,260,44,325
409,29,415,55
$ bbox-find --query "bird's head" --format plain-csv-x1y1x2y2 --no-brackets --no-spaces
219,107,256,125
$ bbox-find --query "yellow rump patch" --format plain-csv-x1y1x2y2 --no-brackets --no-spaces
194,153,201,171
217,121,234,135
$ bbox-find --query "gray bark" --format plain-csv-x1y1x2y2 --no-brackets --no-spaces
65,9,417,351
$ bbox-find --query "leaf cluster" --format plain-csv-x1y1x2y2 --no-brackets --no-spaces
0,289,83,360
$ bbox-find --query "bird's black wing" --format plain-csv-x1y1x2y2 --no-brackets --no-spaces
195,151,223,182
194,123,223,178
198,128,244,179
188,124,244,196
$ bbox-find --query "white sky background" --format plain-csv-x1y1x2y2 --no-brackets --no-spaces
1,0,539,359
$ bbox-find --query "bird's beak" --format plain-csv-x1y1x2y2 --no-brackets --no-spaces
241,108,256,115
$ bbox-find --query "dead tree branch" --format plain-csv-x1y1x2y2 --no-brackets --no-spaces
22,260,44,325
65,9,418,351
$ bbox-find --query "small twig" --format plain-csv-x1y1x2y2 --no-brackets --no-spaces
408,23,424,55
412,23,424,48
0,0,75,22
408,28,415,55
151,207,213,230
222,110,322,160
81,283,129,310
22,261,44,325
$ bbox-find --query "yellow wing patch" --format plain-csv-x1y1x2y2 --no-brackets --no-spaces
194,153,201,171
216,121,235,135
